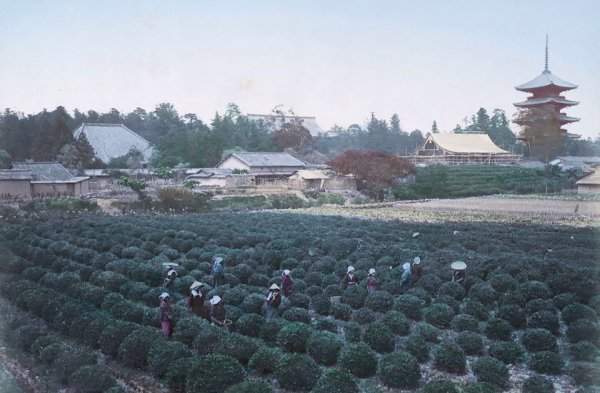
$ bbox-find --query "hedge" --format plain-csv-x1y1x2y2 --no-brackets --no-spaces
312,369,359,393
488,340,524,364
424,303,455,329
275,353,321,392
363,322,395,353
381,310,410,335
118,327,162,369
68,365,117,393
455,332,484,355
420,380,460,393
306,331,342,365
147,340,193,377
522,375,555,393
529,351,563,375
521,328,558,353
249,346,283,374
338,342,378,378
224,380,273,393
472,356,509,388
277,322,312,353
433,342,466,374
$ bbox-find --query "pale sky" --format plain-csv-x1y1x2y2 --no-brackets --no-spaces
1,0,598,138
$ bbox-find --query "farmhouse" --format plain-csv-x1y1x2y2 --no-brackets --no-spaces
288,169,356,191
415,133,520,165
73,123,154,164
218,152,306,185
576,169,600,194
185,168,253,189
247,113,325,137
0,162,90,200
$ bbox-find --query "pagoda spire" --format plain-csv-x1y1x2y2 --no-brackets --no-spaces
544,34,549,72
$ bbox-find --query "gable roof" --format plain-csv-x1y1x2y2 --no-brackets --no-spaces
226,152,306,168
291,170,332,180
516,70,577,92
12,162,74,181
427,133,510,154
0,169,32,180
73,123,153,164
246,113,325,137
576,169,600,186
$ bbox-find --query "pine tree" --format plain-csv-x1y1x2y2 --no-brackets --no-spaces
431,120,439,133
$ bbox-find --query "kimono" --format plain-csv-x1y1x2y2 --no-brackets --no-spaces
282,275,294,297
160,300,173,337
211,303,226,326
367,276,378,293
341,273,359,289
411,264,423,283
188,293,209,320
266,290,282,319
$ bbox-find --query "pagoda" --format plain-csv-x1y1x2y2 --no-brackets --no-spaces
514,35,579,139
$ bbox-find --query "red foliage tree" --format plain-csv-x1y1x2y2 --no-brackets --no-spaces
328,150,415,199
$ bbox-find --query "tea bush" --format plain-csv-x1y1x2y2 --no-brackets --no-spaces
569,341,598,361
404,334,430,363
485,318,513,341
224,380,273,393
312,369,359,393
529,351,563,375
521,328,558,353
394,294,425,320
455,332,484,355
421,380,460,393
433,342,466,374
338,343,378,378
451,313,480,332
424,303,455,329
522,375,555,393
363,322,395,353
379,351,420,388
275,353,321,392
488,341,524,364
381,310,410,335
472,356,509,388
277,322,312,353
68,365,117,393
249,346,283,374
186,354,245,393
307,331,342,365
528,310,560,335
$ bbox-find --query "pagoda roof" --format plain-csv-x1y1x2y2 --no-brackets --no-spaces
514,96,578,107
559,114,580,123
516,70,577,92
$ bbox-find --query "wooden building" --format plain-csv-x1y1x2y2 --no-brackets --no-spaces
218,152,306,186
576,170,600,194
413,133,520,165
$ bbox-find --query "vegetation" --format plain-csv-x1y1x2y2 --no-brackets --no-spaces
0,212,597,392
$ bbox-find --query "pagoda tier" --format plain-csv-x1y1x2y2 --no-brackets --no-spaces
514,96,578,109
513,113,580,126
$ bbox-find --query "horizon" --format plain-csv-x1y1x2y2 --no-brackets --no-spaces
1,0,598,138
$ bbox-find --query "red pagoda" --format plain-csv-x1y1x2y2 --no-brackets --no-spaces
514,36,579,139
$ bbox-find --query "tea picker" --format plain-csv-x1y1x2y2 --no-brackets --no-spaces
400,262,412,290
341,266,359,289
162,263,179,288
451,261,467,285
367,268,378,293
265,283,282,320
188,281,209,320
281,269,294,297
159,292,173,337
209,295,231,328
211,256,225,287
411,256,423,283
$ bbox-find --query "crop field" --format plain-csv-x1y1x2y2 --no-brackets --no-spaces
0,212,599,393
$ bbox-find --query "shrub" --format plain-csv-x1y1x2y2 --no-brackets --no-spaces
568,361,600,386
339,342,378,378
415,322,441,343
341,285,367,309
54,348,97,383
290,293,310,309
186,354,245,393
379,351,420,388
315,319,337,333
570,341,598,361
438,281,466,300
259,319,285,343
193,323,225,355
118,327,162,369
331,302,352,321
433,342,466,374
307,331,342,365
521,281,552,301
394,294,425,320
363,322,395,353
68,365,116,393
173,317,206,346
225,381,273,393
283,307,311,324
562,303,598,324
364,290,393,312
15,324,47,352
324,284,342,298
469,283,497,305
455,332,484,355
381,310,410,335
489,273,518,293
275,353,321,392
277,322,312,352
522,375,555,393
312,369,359,393
352,307,376,325
472,356,509,388
528,310,560,335
553,293,577,310
497,304,527,328
98,321,137,357
529,351,563,374
215,333,258,364
241,293,266,315
31,335,59,359
342,322,361,343
39,342,66,365
420,380,460,393
484,318,513,341
451,313,479,332
463,382,500,393
424,303,455,329
463,299,489,321
521,328,557,352
249,346,283,374
488,341,524,364
236,314,265,337
223,287,249,306
311,294,331,315
147,340,192,378
404,334,430,363
526,298,556,315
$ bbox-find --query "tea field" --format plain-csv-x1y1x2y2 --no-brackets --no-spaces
0,212,599,393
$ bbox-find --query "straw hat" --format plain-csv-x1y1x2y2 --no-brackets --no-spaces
413,256,421,265
283,269,291,276
191,290,199,297
210,295,222,305
159,292,170,300
402,263,411,270
368,268,376,275
347,266,355,273
213,256,224,264
451,261,467,271
190,281,203,290
270,284,280,291
167,268,177,277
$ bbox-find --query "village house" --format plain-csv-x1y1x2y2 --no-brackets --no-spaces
73,123,154,164
218,152,306,186
0,162,90,200
576,169,600,194
288,169,356,191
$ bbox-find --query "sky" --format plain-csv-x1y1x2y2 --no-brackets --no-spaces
0,0,599,138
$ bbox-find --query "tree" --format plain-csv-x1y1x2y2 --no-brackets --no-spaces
0,149,11,168
390,114,402,134
271,108,313,150
431,121,439,133
489,109,516,150
514,107,564,162
328,150,415,200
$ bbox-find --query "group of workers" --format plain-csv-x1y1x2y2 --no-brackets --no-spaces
158,254,468,337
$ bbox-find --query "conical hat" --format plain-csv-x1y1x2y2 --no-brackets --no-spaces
270,284,280,291
159,292,170,300
190,281,203,290
210,295,222,305
451,261,467,270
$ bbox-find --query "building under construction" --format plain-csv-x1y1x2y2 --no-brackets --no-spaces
408,132,521,165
